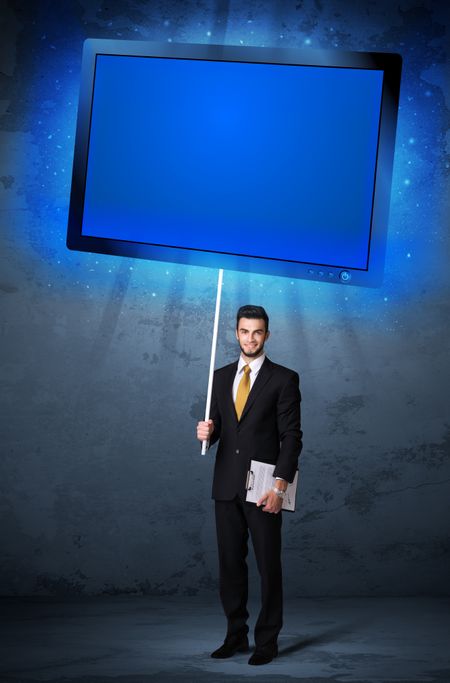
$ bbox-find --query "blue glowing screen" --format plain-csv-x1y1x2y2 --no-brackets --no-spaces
81,54,384,271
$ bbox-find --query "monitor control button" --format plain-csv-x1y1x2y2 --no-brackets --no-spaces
339,270,351,282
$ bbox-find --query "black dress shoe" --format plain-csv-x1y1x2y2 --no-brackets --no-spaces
211,636,249,658
248,647,278,665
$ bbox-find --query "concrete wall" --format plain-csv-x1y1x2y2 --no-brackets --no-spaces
1,0,449,597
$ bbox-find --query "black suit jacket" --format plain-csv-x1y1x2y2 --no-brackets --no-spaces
209,356,303,501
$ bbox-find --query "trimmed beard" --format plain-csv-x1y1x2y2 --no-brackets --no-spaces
239,342,265,359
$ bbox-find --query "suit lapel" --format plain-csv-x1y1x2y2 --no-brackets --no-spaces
239,357,273,423
225,361,239,424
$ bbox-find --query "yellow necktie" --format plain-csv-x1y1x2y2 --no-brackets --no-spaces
235,364,251,420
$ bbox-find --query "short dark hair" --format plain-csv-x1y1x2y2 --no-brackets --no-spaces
236,305,269,332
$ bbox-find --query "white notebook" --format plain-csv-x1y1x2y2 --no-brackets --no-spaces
245,459,299,512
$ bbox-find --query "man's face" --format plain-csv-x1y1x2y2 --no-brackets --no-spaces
236,317,270,359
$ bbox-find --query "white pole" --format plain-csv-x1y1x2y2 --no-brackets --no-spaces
201,268,224,455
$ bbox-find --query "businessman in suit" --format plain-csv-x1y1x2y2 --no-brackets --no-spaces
197,305,302,666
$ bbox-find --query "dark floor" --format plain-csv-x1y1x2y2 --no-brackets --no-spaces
0,595,449,683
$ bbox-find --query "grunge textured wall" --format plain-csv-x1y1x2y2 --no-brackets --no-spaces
1,0,449,597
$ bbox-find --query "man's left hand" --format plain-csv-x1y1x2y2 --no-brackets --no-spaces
256,489,283,514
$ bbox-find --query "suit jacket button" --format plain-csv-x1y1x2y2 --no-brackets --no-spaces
235,449,240,454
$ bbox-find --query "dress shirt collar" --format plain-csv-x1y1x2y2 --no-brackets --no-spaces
237,353,266,375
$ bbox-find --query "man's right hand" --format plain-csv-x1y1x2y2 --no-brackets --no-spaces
197,419,215,442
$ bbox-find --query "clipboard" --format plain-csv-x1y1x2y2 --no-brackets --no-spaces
245,459,299,512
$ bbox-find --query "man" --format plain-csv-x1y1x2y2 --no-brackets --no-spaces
197,305,302,666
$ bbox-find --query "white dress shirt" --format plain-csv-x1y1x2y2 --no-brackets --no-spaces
232,353,285,483
232,353,266,402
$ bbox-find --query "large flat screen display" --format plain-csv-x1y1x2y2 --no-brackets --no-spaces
67,40,402,287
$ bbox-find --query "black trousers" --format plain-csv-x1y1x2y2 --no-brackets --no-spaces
214,495,283,653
